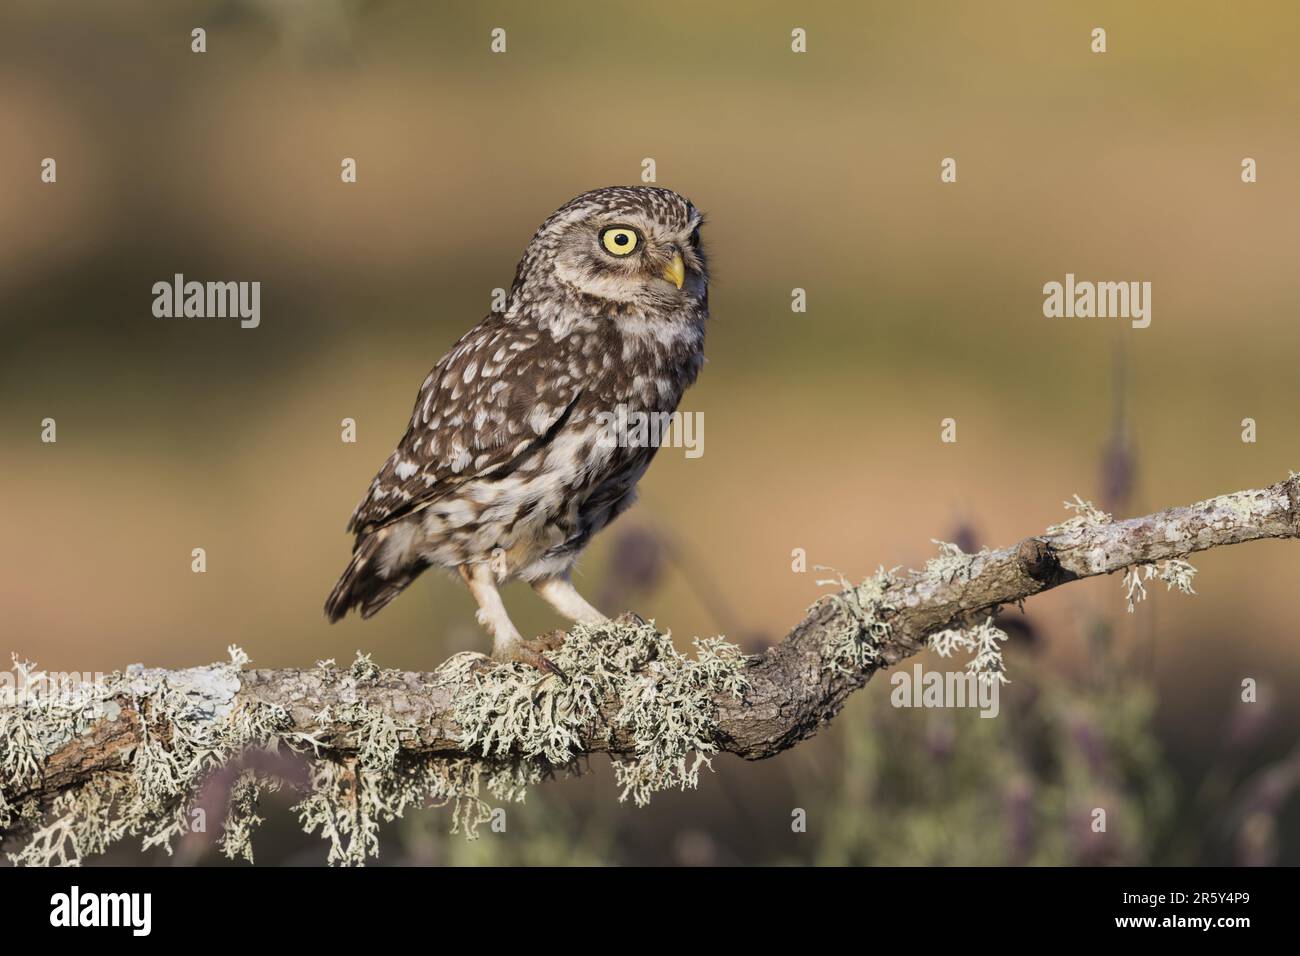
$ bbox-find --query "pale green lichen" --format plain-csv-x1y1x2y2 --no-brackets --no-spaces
1043,495,1200,614
0,662,45,829
920,539,990,585
2,621,750,867
218,769,279,864
1193,491,1269,526
815,565,901,673
443,619,750,809
1,646,312,867
928,616,1011,685
818,540,1012,687
293,619,753,861
1122,558,1198,613
286,681,519,865
1046,495,1113,534
348,651,380,682
612,634,750,806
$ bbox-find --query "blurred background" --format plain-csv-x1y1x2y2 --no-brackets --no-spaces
2,0,1298,865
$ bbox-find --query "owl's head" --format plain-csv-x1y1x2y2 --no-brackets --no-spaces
512,186,707,312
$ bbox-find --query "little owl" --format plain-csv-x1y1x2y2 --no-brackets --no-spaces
324,186,708,672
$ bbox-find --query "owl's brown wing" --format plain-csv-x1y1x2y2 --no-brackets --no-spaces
346,316,582,536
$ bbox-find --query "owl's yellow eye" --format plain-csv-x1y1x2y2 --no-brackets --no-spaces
600,226,640,257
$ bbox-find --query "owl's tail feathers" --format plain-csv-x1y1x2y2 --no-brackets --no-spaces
324,532,423,623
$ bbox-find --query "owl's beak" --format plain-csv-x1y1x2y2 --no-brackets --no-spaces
661,252,686,290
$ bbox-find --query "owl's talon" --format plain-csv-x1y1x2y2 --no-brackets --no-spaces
531,633,569,680
538,655,568,683
501,644,568,683
533,629,568,653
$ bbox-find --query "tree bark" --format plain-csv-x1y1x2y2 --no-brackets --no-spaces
5,476,1298,810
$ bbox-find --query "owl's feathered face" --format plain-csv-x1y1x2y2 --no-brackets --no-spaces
509,186,708,315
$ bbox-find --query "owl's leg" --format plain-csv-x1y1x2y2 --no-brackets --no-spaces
459,564,563,677
532,574,608,625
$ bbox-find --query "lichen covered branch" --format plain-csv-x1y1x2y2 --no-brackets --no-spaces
3,476,1297,865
